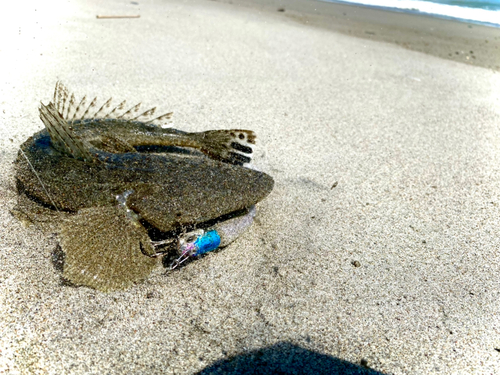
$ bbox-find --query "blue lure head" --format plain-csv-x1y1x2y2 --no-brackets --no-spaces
170,229,221,269
192,230,221,256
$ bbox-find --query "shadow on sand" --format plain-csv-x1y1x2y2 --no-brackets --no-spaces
197,342,385,375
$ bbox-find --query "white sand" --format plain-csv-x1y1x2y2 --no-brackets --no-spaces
1,0,500,373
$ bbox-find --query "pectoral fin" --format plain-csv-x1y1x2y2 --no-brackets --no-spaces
60,206,157,292
11,192,68,233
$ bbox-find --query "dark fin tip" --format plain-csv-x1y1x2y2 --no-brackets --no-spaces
230,141,253,154
228,152,251,165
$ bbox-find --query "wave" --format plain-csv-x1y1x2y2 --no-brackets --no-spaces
322,0,500,27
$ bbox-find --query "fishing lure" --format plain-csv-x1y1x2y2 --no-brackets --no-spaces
13,82,274,292
171,205,257,269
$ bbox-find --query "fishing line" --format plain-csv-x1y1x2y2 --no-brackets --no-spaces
18,146,60,212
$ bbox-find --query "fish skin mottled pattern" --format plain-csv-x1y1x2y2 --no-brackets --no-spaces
16,128,274,231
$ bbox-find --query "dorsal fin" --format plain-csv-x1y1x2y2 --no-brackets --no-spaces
52,81,173,126
39,102,96,163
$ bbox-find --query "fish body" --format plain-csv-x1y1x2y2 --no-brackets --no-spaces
14,83,274,291
17,126,272,232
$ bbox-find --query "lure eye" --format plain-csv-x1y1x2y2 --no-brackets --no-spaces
170,229,222,270
178,229,204,248
186,235,197,243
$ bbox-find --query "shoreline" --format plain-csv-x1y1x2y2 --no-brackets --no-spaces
322,0,500,29
215,0,500,71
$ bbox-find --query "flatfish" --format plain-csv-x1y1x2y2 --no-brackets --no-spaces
13,82,274,292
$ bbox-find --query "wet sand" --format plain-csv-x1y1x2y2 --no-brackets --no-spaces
1,0,500,373
223,0,500,71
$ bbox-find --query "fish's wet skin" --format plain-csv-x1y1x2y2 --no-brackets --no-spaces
13,82,274,292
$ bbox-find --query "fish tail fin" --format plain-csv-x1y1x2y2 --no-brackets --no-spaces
39,102,96,162
195,129,256,166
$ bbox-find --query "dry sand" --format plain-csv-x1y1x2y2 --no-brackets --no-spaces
1,0,500,373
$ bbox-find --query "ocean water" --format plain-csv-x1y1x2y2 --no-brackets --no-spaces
322,0,500,27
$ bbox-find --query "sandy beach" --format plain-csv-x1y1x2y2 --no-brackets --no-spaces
1,0,500,373
223,0,500,71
